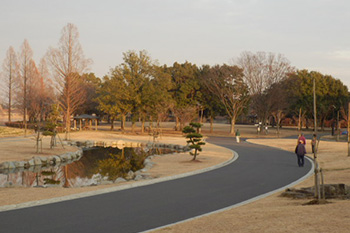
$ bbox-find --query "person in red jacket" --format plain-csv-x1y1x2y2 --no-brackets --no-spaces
295,140,306,167
298,133,306,145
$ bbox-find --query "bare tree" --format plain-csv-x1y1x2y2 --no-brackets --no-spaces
18,40,34,135
266,82,289,137
26,59,41,122
37,58,55,122
237,51,294,124
46,23,91,139
1,46,18,122
173,106,197,130
237,51,293,94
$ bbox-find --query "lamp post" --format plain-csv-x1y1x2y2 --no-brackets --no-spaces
313,76,320,200
348,102,350,156
313,77,317,136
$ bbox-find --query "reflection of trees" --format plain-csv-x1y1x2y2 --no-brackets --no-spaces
98,148,147,181
41,170,60,185
0,146,177,188
143,147,176,157
81,147,122,179
98,155,131,180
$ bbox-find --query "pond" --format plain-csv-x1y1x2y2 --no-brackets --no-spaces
0,147,178,188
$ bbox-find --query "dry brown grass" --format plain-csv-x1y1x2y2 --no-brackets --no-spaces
0,126,29,137
152,136,350,233
1,123,349,232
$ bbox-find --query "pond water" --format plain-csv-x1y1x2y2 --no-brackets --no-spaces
0,147,177,188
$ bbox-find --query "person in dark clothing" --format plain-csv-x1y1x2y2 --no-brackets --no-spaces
298,133,306,145
295,140,306,167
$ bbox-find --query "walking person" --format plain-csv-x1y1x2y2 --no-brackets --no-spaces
235,129,241,143
295,140,306,167
298,133,306,145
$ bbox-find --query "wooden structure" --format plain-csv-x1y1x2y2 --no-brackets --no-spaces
73,114,99,131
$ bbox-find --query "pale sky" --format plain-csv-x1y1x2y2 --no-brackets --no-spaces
1,0,350,87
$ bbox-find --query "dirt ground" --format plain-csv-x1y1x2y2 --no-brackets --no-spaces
0,135,77,164
0,123,349,232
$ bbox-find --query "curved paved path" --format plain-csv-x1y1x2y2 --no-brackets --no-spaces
0,137,312,233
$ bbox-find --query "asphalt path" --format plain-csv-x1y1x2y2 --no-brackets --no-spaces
0,136,312,233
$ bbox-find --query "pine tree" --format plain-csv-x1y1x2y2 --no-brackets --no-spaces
182,122,206,161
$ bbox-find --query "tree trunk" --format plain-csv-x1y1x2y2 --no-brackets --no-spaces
210,116,214,133
110,117,114,130
65,105,71,140
141,120,145,134
121,114,126,132
5,47,15,123
132,121,136,133
192,151,197,161
298,108,302,131
277,112,280,138
180,121,184,131
198,108,203,133
24,108,27,137
175,116,180,131
200,108,204,123
8,79,11,122
149,116,153,131
230,117,236,135
321,117,325,131
24,74,27,137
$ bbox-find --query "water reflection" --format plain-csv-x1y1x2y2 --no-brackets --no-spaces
0,147,176,188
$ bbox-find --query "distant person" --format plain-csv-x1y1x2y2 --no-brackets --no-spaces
257,123,261,134
235,129,241,143
311,134,317,154
295,140,306,167
298,133,306,145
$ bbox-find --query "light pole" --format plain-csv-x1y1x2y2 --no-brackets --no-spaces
348,102,350,156
313,77,317,136
313,76,320,200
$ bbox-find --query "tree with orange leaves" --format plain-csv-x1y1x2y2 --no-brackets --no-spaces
46,23,91,139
